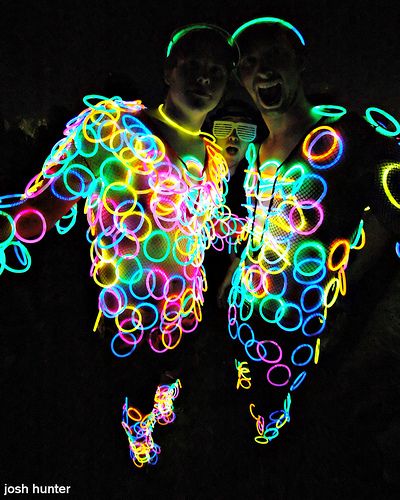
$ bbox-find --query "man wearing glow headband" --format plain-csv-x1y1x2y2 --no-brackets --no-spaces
224,17,400,446
0,23,243,468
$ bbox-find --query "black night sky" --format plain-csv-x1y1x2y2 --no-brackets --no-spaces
1,1,400,499
1,0,400,119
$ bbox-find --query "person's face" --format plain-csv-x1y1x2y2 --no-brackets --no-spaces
214,116,251,170
166,48,230,115
238,30,303,115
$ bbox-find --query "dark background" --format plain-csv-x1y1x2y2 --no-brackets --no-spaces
1,0,399,120
1,0,400,498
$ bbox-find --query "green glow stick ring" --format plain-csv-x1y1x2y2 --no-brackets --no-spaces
365,107,400,137
229,17,306,47
166,23,240,67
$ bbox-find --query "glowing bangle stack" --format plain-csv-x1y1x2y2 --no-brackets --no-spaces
121,404,160,467
235,359,251,389
121,379,181,467
249,394,291,445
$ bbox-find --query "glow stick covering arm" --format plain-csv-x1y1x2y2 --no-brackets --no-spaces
0,101,103,248
3,188,80,241
0,129,92,242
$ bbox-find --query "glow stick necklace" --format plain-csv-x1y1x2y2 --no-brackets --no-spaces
158,104,201,136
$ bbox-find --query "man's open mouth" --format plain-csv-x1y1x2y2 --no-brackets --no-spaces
257,82,283,108
225,146,239,156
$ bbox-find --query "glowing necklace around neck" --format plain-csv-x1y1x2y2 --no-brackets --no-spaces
158,104,201,136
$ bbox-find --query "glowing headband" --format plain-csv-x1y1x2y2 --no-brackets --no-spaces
166,23,240,66
229,17,306,47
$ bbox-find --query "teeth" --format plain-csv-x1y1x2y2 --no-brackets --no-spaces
257,83,282,107
257,82,280,90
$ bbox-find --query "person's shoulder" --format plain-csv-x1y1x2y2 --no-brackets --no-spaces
319,108,369,136
62,97,147,165
318,107,399,168
61,96,143,140
312,105,373,135
332,106,399,150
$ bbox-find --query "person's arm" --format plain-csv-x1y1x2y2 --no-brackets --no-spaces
0,143,91,241
361,115,400,243
5,183,79,241
0,108,99,266
346,212,392,290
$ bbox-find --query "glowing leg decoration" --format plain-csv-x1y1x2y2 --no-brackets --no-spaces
121,379,182,467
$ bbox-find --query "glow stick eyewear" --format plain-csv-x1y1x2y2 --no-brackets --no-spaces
212,121,257,142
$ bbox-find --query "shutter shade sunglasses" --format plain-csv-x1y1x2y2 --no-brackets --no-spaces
212,120,257,142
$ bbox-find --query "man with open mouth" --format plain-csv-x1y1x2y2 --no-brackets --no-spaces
225,17,400,448
237,25,305,118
